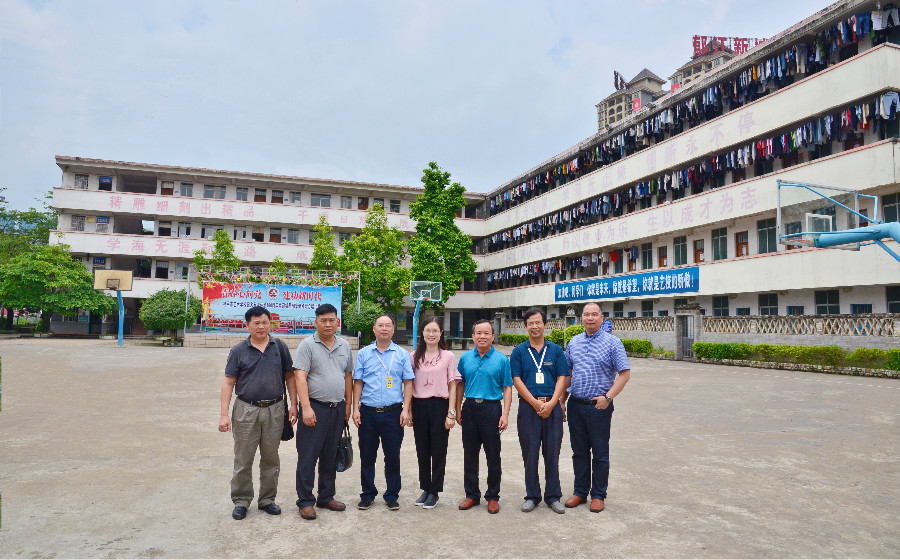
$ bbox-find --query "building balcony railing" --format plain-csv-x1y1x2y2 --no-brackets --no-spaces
52,187,485,237
704,314,900,337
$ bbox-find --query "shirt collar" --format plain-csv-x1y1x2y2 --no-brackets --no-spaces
370,341,398,354
475,346,495,359
245,334,273,348
584,329,602,339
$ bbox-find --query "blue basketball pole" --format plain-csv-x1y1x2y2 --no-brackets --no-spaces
813,221,900,263
412,299,423,343
117,290,124,347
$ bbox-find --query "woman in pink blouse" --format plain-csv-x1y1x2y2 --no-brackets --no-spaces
409,317,460,509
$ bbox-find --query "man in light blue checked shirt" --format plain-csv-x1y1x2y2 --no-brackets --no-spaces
562,302,631,514
352,314,415,511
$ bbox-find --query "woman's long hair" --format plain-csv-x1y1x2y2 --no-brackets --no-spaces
413,316,447,370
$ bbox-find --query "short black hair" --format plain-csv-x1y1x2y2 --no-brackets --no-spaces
315,303,338,317
582,302,603,313
373,314,395,326
472,319,494,334
245,306,271,323
522,307,546,324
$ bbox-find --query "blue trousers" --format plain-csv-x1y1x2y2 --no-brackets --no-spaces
358,406,404,502
517,399,563,504
567,399,614,500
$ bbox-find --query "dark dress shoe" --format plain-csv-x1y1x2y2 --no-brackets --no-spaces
565,495,586,508
232,506,248,520
590,498,605,513
458,497,480,510
316,499,346,511
298,505,317,520
487,500,500,514
258,503,281,515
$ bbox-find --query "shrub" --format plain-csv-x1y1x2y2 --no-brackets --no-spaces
499,334,529,346
886,348,900,371
564,324,585,347
547,329,564,346
342,300,383,345
622,339,652,355
846,347,888,369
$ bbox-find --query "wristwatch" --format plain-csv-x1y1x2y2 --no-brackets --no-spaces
447,409,456,417
602,395,612,404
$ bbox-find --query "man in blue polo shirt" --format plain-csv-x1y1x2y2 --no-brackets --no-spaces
563,302,631,514
511,307,569,514
352,314,414,511
455,319,513,514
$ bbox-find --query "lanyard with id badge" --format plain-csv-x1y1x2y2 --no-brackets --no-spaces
377,350,396,388
529,346,547,385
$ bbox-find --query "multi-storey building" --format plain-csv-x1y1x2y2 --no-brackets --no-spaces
595,69,668,131
50,0,900,351
668,42,737,91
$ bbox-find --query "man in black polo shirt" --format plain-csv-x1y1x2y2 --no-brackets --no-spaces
219,306,295,521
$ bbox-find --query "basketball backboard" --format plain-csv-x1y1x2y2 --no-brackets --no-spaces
410,281,442,302
93,269,134,291
776,181,877,251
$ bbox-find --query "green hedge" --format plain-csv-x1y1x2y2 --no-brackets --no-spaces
692,342,900,371
564,324,585,346
498,334,529,346
548,329,565,346
622,339,653,355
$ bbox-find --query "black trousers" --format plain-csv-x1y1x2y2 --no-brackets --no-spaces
461,399,502,501
412,397,450,494
295,400,344,508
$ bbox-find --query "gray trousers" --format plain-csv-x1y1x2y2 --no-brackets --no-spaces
231,398,284,507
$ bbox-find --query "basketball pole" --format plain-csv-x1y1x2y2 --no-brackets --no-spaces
117,290,124,347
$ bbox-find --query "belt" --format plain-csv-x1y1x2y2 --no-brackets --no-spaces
467,398,500,404
569,396,597,406
526,396,553,403
238,395,284,408
361,403,402,413
309,397,342,408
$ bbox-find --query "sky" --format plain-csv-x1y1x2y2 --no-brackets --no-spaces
0,0,832,210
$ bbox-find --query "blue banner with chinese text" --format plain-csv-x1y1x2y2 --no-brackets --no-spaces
555,267,700,302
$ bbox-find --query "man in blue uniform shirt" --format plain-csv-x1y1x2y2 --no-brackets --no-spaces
352,314,414,511
455,319,513,514
510,307,570,514
563,302,631,514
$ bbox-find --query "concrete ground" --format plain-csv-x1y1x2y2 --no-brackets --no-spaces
0,338,897,559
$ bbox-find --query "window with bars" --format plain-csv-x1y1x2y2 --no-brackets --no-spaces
389,200,401,213
236,187,248,201
613,302,624,318
74,174,89,189
673,236,687,266
757,218,777,254
850,303,872,314
254,188,267,202
712,296,729,316
735,231,749,257
290,192,302,204
641,300,653,317
711,228,727,261
288,229,300,244
886,286,900,313
204,185,225,199
311,194,331,207
736,307,750,316
271,190,284,204
180,183,194,197
787,305,805,316
71,215,86,231
155,260,169,279
815,290,840,314
641,242,653,270
758,293,778,315
341,196,353,209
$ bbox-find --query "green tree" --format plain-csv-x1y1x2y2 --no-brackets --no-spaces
342,300,384,345
339,204,410,313
0,189,58,328
0,243,116,331
138,288,203,341
309,214,338,272
269,255,287,278
408,162,478,311
193,229,241,284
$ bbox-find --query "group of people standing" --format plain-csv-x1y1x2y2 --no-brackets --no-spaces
219,301,631,520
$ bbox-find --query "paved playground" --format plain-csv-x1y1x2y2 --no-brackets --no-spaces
0,337,897,558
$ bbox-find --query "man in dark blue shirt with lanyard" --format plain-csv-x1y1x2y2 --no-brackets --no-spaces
455,319,513,514
510,307,569,514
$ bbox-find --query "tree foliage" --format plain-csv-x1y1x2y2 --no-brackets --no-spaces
138,288,203,340
339,204,410,313
0,243,117,328
408,162,478,311
193,229,241,276
342,300,384,344
309,214,338,272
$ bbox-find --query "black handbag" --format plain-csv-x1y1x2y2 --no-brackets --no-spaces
281,398,294,441
335,422,353,472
